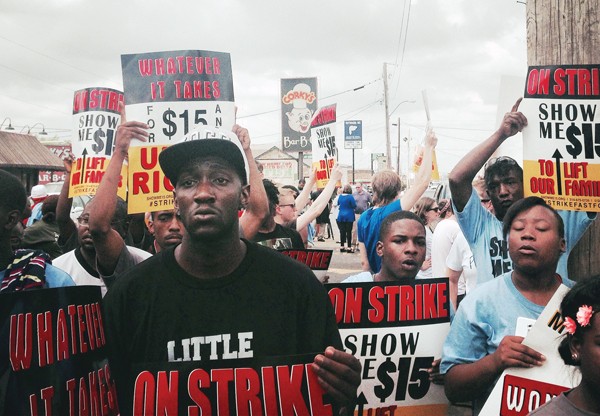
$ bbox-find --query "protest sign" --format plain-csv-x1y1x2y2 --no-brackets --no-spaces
118,354,336,415
279,249,333,270
70,87,126,199
326,279,451,415
0,286,118,415
480,284,578,415
310,104,338,189
121,50,235,213
521,64,600,212
281,77,318,152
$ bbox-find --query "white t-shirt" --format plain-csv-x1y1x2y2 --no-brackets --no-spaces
446,232,477,295
431,218,460,278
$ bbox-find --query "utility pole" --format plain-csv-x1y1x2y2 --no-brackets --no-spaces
396,117,401,174
383,63,392,169
527,0,600,280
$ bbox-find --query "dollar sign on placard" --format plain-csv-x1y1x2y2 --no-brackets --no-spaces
163,108,177,139
92,129,105,154
374,357,396,403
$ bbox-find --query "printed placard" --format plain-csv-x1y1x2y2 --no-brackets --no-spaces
344,120,363,150
70,87,126,199
521,65,600,212
326,279,451,415
121,50,236,213
279,249,333,270
480,284,579,415
310,104,338,189
0,286,118,415
281,77,318,152
120,354,337,415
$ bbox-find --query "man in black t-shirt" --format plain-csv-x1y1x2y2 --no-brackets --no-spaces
103,126,361,414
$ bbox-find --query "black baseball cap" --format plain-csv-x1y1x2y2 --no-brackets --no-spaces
159,128,249,186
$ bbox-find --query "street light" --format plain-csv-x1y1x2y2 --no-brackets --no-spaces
386,100,415,170
20,122,48,135
0,117,15,131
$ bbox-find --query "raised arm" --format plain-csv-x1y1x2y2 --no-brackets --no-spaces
296,165,342,231
399,127,438,211
88,104,148,274
295,167,317,212
448,98,527,212
236,125,269,240
56,156,77,245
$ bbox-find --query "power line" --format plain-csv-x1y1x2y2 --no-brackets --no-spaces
237,78,380,119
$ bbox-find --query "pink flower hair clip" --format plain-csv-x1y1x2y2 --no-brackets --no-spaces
564,316,577,335
576,305,594,327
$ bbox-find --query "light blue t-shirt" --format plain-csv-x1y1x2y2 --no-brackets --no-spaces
342,271,373,283
357,199,402,273
0,264,75,289
440,272,573,414
455,188,594,285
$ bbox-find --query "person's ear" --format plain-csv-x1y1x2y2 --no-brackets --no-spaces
569,335,582,363
376,240,384,258
2,210,21,232
239,184,250,210
559,238,566,253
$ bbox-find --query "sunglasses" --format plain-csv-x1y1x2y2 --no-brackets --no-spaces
427,207,440,212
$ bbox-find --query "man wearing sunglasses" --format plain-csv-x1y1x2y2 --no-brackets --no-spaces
449,98,595,285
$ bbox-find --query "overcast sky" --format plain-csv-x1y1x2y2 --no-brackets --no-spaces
0,0,528,175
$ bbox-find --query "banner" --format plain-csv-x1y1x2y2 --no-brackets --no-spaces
279,249,333,270
521,64,600,212
281,77,318,152
70,87,126,199
480,284,578,415
0,286,118,415
310,104,338,189
120,354,337,415
121,50,236,213
326,279,451,415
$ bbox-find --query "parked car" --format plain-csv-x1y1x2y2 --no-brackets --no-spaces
43,181,91,222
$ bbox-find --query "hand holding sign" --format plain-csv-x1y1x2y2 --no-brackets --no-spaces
492,335,546,371
114,101,149,158
232,124,251,151
312,346,362,415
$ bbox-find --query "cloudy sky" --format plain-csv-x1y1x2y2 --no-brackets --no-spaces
0,0,528,176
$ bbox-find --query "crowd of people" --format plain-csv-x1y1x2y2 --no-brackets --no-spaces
1,99,599,415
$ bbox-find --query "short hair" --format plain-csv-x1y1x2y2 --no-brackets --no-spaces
557,275,600,366
281,185,300,198
41,194,59,221
379,210,425,240
0,170,27,215
278,187,296,201
262,178,280,207
412,196,436,224
343,184,352,194
502,196,564,239
484,156,523,188
371,170,402,205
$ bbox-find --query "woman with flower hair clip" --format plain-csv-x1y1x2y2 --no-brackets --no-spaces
529,276,600,415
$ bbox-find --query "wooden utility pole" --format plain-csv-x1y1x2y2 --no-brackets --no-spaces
527,0,600,280
383,63,392,169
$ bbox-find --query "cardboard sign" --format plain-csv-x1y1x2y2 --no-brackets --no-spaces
0,286,118,415
70,87,126,199
279,249,333,270
120,354,337,415
310,104,338,189
121,50,236,214
326,279,451,415
480,284,578,415
521,65,600,212
281,77,318,152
